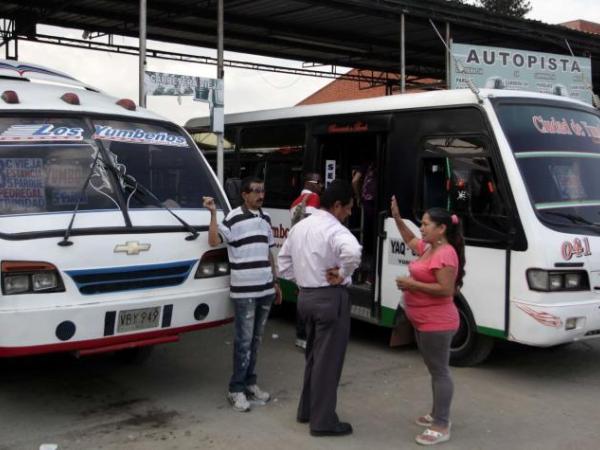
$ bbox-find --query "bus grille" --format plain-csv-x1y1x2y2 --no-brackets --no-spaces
66,260,197,295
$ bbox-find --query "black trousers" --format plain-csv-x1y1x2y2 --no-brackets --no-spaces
296,286,351,431
296,312,307,340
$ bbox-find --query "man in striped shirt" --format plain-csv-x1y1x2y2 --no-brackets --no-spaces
203,176,282,412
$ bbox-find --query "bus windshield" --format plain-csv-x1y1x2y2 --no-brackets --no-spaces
0,117,118,215
495,102,600,232
92,119,221,210
0,117,224,218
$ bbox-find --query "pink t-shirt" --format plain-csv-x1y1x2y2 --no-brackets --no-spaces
404,240,459,332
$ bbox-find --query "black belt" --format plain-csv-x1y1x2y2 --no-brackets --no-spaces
299,285,347,290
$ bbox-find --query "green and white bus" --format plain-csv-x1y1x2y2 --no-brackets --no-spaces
187,88,600,365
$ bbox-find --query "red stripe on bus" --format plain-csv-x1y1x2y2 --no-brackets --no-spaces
0,318,233,357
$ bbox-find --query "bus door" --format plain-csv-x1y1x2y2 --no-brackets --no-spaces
312,115,390,322
379,133,514,339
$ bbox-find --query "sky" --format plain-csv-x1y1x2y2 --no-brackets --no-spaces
9,0,600,126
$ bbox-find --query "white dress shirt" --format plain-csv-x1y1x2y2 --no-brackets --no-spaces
278,209,362,287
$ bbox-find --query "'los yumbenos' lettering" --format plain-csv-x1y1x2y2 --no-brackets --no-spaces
93,125,188,147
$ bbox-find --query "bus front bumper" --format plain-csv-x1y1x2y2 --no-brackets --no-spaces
0,288,232,357
510,299,600,347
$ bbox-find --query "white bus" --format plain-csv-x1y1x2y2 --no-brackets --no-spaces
0,59,232,360
186,88,600,366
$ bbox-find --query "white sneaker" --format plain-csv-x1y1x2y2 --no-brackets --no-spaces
295,338,307,350
246,384,271,402
227,391,251,412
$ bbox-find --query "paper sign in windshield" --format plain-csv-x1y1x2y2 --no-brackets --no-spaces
93,125,188,147
0,158,46,212
0,124,84,142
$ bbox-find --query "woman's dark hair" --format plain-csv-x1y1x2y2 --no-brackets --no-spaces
426,207,466,289
240,176,264,194
320,180,353,209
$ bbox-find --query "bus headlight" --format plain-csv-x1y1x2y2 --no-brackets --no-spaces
4,274,30,294
526,269,589,292
564,273,584,289
216,262,229,275
197,264,216,277
549,273,563,291
32,272,59,291
1,261,65,295
195,249,230,279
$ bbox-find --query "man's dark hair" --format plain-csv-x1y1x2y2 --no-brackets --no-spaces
304,172,322,184
240,176,264,194
320,180,353,209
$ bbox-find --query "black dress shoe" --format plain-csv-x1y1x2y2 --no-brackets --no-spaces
297,417,309,424
310,422,353,437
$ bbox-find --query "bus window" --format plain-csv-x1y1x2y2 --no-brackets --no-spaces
0,117,119,215
419,136,508,239
496,103,600,233
264,155,303,208
239,123,305,208
95,120,222,210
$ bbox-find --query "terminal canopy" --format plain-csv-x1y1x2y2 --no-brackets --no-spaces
0,0,598,89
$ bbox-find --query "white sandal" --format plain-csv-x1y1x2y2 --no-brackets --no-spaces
415,428,451,446
415,414,434,427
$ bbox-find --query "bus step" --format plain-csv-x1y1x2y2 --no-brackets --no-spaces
351,305,379,324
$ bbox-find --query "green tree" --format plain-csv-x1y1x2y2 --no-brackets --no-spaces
476,0,532,17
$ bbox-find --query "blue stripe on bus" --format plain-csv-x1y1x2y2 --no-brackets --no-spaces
66,259,197,295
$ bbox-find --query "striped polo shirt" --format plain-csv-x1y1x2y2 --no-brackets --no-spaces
218,205,276,299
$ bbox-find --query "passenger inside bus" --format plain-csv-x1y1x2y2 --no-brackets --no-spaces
352,161,377,284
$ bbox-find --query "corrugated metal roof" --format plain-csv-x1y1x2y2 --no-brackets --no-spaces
1,0,598,88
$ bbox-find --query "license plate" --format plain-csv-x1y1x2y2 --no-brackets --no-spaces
117,307,160,333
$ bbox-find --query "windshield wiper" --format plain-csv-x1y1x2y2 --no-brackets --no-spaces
117,169,199,241
58,150,103,247
539,210,600,227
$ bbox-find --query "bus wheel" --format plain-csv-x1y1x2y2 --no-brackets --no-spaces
114,345,154,364
450,299,494,367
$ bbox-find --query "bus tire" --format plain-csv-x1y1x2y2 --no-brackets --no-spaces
114,345,154,364
450,297,494,367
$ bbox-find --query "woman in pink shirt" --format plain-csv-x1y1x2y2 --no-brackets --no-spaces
390,196,465,446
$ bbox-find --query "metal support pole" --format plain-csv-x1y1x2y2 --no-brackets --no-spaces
216,0,224,185
2,19,18,60
9,36,18,60
400,13,405,93
139,0,147,107
446,22,451,89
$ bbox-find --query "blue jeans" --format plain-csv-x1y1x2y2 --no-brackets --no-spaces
229,294,274,393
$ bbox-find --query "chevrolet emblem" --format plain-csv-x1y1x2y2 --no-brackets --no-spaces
114,241,151,255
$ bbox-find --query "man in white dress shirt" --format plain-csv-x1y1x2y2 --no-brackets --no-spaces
278,180,362,437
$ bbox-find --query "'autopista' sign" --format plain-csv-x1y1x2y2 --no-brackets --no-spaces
450,43,593,104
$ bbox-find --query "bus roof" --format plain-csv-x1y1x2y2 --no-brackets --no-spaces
185,88,596,129
0,59,166,122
